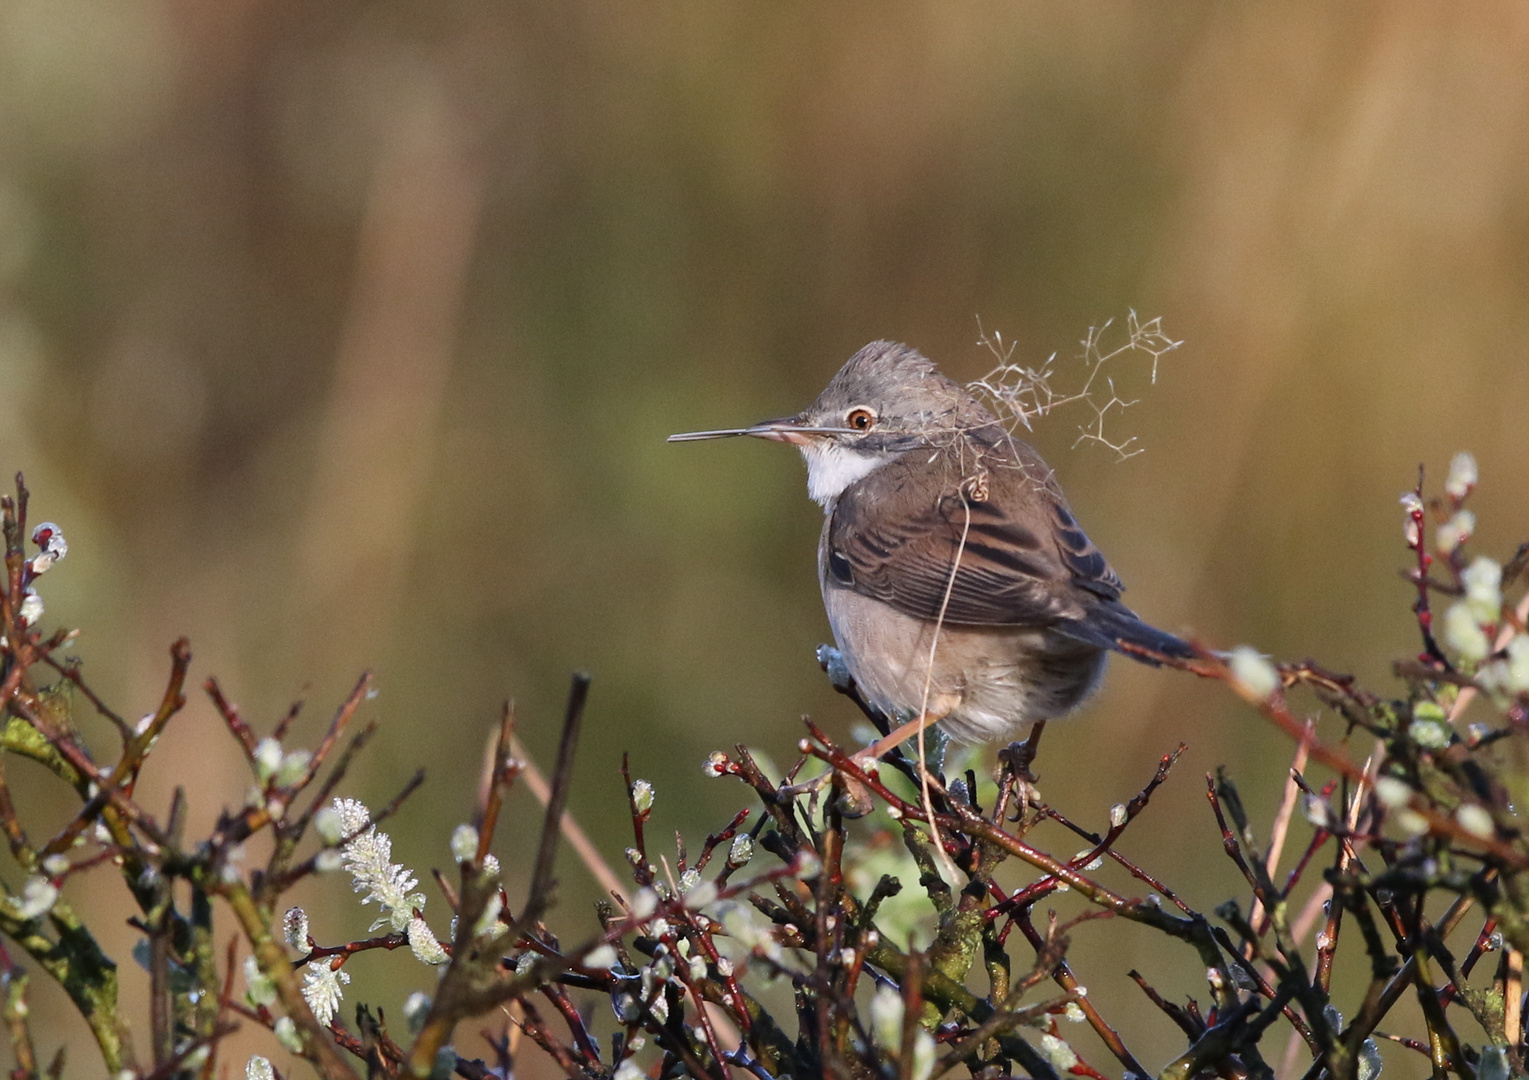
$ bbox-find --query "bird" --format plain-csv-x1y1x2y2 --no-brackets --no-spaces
669,340,1193,749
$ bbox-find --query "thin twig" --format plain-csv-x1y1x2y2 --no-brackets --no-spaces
524,673,592,924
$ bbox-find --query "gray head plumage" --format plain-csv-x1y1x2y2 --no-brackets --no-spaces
801,341,998,452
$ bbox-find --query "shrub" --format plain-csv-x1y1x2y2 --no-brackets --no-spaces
2,458,1527,1080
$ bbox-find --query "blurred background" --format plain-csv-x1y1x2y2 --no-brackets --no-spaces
3,1,1528,1073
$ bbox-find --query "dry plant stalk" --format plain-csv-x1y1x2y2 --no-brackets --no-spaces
968,311,1182,460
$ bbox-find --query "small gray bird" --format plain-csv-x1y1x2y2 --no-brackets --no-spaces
670,340,1192,746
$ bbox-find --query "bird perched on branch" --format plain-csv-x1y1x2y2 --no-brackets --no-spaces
670,340,1193,751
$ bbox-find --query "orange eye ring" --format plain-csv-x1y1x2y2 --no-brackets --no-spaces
846,408,876,431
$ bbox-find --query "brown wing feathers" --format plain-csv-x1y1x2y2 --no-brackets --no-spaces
826,451,1109,628
825,446,1196,660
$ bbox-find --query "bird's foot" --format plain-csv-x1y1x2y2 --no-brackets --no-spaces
816,644,853,691
998,721,1047,784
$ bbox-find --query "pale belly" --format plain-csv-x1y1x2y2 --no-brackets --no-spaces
822,582,1108,744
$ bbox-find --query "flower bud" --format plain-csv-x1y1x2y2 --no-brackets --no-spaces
585,944,618,969
1461,557,1503,623
283,907,309,951
403,992,431,1033
1395,809,1430,837
1445,452,1478,501
1456,803,1495,839
1228,646,1279,701
1408,702,1451,749
275,749,311,787
18,591,42,627
869,985,904,1049
1039,1033,1079,1072
408,916,448,965
314,806,345,844
1435,509,1475,555
1373,776,1413,809
1443,602,1491,662
631,780,654,814
253,739,283,782
450,824,479,863
727,834,754,867
243,955,277,1008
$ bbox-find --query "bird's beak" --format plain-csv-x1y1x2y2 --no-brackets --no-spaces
668,415,823,445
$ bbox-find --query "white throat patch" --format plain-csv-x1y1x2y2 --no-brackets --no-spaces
799,442,886,506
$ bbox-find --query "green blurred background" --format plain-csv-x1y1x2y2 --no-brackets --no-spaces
4,1,1528,1073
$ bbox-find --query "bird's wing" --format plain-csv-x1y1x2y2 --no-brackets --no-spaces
824,447,1123,628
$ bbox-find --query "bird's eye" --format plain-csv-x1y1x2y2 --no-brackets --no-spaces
846,408,876,431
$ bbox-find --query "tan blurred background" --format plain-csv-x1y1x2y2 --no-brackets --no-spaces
3,1,1528,1073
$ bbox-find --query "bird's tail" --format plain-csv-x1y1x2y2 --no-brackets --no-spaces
1064,601,1197,664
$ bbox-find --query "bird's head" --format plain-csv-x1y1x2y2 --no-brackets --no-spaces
669,341,998,506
